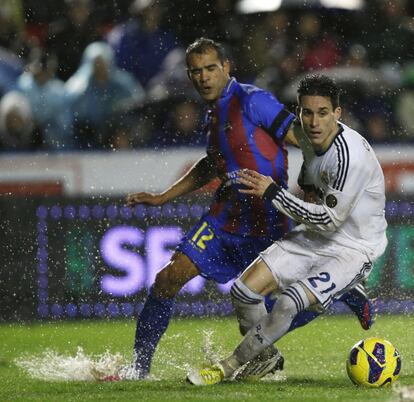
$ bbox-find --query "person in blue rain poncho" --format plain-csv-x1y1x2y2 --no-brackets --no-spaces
65,41,145,148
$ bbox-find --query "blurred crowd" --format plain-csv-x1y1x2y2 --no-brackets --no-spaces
0,0,414,152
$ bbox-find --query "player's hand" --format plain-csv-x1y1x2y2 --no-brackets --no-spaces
126,192,165,207
237,169,274,198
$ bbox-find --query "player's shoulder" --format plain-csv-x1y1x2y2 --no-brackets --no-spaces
236,82,268,101
336,122,374,160
320,124,360,170
235,82,280,113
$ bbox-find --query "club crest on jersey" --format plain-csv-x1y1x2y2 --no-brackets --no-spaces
325,194,337,208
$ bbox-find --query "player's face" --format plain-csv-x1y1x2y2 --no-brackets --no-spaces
298,95,341,152
187,49,230,102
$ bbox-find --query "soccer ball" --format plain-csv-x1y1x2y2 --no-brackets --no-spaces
346,337,401,387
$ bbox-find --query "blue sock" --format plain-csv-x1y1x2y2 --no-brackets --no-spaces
265,295,320,332
288,309,320,331
134,288,174,374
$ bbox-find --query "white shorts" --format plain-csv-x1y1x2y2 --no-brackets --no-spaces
260,230,372,310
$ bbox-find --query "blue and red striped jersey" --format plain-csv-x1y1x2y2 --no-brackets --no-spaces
204,77,295,239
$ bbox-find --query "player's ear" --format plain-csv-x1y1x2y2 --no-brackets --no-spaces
334,106,341,120
186,69,191,81
223,59,230,75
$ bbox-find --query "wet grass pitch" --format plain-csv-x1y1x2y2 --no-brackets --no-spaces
0,314,413,401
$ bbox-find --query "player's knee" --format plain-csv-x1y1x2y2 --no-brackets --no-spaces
231,277,264,305
231,278,264,335
277,283,311,317
152,257,197,298
153,266,186,299
153,269,174,298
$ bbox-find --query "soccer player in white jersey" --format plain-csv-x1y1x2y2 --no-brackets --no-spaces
187,74,388,385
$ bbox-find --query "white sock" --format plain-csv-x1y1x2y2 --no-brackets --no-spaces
231,278,267,335
233,283,311,364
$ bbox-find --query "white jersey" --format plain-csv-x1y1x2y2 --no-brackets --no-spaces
271,122,387,260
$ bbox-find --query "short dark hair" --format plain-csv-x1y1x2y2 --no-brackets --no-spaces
297,74,341,109
185,37,227,67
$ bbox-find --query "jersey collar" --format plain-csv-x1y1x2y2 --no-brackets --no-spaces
315,123,344,156
220,77,237,99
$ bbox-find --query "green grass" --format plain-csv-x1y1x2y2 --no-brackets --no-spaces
0,314,413,401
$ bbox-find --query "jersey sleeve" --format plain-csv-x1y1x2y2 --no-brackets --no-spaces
246,90,295,141
268,187,337,231
266,149,371,232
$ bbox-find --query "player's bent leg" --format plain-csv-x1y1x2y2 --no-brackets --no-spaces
281,284,375,333
188,281,316,385
188,260,284,385
133,252,200,378
230,258,272,335
265,293,322,332
229,263,284,381
152,252,201,298
233,282,315,369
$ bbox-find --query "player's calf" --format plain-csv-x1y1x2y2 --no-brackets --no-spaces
231,278,267,335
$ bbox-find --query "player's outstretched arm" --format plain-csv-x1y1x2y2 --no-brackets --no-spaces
238,169,337,232
126,155,217,207
126,191,166,207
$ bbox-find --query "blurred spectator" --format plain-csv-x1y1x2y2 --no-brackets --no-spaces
359,99,394,144
0,47,24,97
47,0,101,80
0,0,26,55
149,99,204,148
146,48,194,102
105,119,136,150
171,0,241,48
1,0,413,147
344,43,369,68
239,11,291,82
394,65,414,141
364,114,389,143
107,0,179,87
16,49,73,149
395,90,414,141
296,13,342,72
65,41,145,149
0,91,40,150
339,108,363,134
362,0,414,67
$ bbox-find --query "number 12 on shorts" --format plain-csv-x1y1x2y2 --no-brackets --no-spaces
307,272,336,294
191,221,215,250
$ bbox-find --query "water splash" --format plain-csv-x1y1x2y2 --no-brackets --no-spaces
151,329,227,378
15,347,125,381
259,371,287,382
201,329,225,365
14,330,286,383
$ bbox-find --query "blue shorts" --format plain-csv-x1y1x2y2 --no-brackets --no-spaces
177,215,283,284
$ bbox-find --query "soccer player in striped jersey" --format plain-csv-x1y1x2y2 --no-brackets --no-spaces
187,74,387,385
126,40,374,380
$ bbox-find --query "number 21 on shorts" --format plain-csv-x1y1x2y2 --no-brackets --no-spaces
191,221,215,250
307,271,336,294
